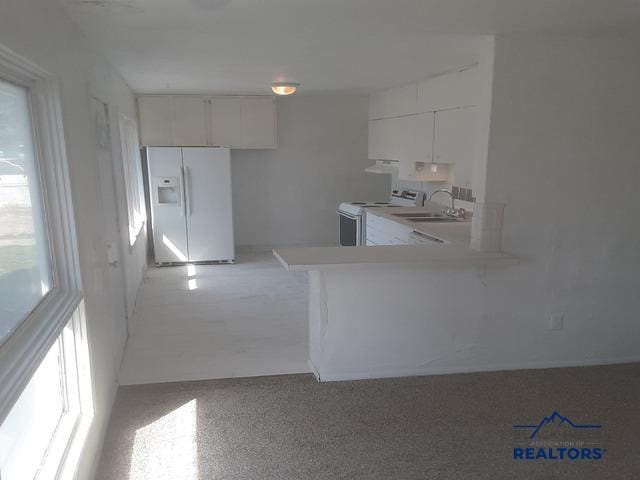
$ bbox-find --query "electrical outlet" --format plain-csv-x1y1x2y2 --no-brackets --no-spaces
549,314,564,331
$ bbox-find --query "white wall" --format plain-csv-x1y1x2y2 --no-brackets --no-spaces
481,33,640,359
0,1,145,479
307,33,640,381
231,96,389,249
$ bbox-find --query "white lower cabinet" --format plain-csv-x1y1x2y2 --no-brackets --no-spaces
366,212,444,246
366,213,411,246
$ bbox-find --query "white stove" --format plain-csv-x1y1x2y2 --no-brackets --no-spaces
337,190,425,246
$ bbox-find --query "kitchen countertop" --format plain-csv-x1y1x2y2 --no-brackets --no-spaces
273,245,518,272
273,204,517,272
365,205,472,245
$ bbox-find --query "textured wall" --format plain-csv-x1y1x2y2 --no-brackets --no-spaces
0,1,145,478
231,95,390,248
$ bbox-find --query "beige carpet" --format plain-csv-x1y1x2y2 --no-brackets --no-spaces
96,363,640,479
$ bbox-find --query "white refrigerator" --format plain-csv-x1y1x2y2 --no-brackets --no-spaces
147,147,235,264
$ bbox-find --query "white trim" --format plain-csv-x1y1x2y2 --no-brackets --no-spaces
311,356,640,382
0,46,82,424
118,114,146,247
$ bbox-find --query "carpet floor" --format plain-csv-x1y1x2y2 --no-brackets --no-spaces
96,363,640,480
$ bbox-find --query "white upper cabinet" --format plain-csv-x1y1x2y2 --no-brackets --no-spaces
411,112,434,164
209,97,243,148
138,95,276,148
369,83,418,120
433,107,477,188
138,96,173,146
241,97,277,148
367,65,483,182
171,96,208,146
368,119,384,159
417,66,479,112
368,114,432,180
208,96,276,149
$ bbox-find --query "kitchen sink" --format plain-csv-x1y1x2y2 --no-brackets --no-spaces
393,212,444,218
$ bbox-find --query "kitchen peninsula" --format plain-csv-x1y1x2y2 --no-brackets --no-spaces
273,214,518,382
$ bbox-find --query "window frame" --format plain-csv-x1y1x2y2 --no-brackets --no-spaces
118,113,146,247
0,45,83,425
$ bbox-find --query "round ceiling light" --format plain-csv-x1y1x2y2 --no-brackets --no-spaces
271,82,299,96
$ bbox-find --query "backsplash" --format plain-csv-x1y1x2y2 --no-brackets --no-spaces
451,185,475,203
392,175,476,205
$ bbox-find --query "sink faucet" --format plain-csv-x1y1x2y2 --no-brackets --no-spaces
428,189,466,219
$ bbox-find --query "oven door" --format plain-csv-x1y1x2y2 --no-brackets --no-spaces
338,211,362,246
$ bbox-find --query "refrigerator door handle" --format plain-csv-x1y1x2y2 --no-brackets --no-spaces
180,165,187,217
184,166,192,216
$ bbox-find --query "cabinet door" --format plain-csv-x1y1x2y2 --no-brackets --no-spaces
209,97,243,147
369,83,418,120
388,115,414,179
368,120,383,159
434,107,477,188
138,96,173,146
171,97,207,146
412,112,434,163
241,97,276,148
418,67,478,112
399,112,434,181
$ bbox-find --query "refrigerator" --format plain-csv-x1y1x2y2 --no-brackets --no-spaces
147,147,235,264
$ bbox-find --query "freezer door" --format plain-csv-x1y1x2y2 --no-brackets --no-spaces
147,147,190,263
182,147,235,262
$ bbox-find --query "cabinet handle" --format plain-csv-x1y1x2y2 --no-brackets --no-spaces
180,166,187,217
184,166,192,216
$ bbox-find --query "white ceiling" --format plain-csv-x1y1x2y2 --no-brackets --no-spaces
61,0,640,95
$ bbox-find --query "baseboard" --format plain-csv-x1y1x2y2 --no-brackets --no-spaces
313,355,640,382
307,359,321,381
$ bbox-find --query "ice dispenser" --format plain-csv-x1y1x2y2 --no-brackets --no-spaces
154,177,181,206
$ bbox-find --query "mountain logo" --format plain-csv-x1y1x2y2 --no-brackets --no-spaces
513,411,602,439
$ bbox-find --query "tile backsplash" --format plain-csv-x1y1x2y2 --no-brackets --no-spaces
451,185,475,203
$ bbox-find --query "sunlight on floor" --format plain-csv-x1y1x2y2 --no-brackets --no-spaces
186,263,197,290
129,399,198,480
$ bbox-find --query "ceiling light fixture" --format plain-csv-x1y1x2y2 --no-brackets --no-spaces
271,82,299,96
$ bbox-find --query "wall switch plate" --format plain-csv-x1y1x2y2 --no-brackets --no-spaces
549,314,564,331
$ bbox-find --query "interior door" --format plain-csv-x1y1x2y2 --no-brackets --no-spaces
182,148,235,262
147,147,189,263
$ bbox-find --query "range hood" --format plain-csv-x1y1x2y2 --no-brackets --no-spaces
365,160,399,175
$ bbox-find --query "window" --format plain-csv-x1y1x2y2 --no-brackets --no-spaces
0,309,92,480
119,114,146,246
0,79,52,343
0,44,90,480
